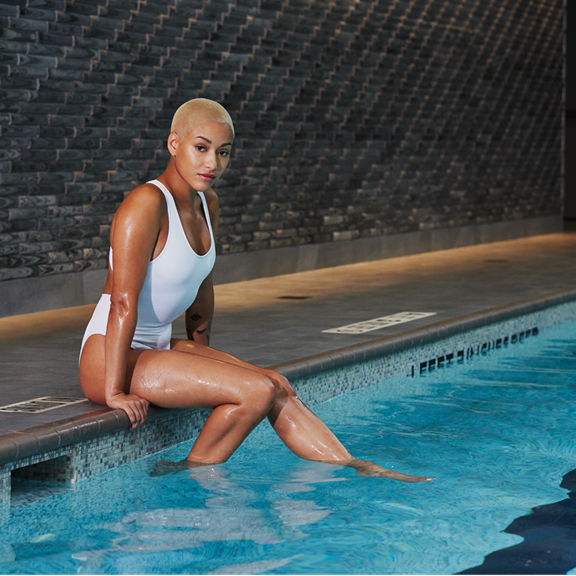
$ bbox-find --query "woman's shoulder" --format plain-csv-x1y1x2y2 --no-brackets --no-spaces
113,182,168,229
120,182,168,213
126,181,167,204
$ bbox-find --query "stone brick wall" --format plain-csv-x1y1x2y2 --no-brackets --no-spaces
0,0,563,285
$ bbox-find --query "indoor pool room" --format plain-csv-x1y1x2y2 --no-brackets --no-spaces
1,0,574,574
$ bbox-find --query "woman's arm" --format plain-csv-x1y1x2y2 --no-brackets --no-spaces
185,274,214,345
104,185,164,425
185,187,220,346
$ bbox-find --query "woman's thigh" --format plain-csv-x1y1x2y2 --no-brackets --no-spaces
128,348,274,409
171,339,296,397
170,338,257,369
80,336,275,409
79,334,145,405
79,334,107,404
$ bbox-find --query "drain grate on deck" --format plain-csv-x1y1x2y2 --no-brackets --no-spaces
277,295,311,300
0,396,89,414
323,312,437,334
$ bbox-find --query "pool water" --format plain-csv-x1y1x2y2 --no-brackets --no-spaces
2,319,576,574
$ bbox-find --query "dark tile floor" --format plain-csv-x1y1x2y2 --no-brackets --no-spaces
1,231,576,439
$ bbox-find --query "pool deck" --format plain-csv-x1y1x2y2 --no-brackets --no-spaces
2,230,576,474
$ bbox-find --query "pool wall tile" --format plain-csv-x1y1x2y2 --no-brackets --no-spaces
0,472,8,524
289,298,576,405
0,407,211,518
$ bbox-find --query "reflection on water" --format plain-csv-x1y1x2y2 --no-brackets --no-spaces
67,460,343,574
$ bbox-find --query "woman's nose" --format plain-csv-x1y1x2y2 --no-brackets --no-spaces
205,152,218,170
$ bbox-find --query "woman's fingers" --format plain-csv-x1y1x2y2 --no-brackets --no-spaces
127,401,148,429
127,397,149,429
108,394,150,429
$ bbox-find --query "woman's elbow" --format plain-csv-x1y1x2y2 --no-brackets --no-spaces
109,292,137,320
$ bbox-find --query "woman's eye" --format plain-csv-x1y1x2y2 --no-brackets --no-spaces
196,146,207,152
220,150,229,158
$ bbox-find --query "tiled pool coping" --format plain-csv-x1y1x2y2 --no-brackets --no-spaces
2,287,576,512
273,288,576,379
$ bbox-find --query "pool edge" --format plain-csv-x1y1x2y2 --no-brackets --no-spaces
272,287,576,379
2,286,576,509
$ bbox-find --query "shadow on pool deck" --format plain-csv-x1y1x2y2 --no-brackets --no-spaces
1,231,576,471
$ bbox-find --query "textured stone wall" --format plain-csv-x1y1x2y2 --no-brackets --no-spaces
0,0,564,284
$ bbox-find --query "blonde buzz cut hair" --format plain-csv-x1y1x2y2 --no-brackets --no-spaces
170,98,235,139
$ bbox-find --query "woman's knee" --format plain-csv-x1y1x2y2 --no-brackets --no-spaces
238,375,277,416
265,370,296,401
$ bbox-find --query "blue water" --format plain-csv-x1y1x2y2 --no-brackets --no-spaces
2,320,576,574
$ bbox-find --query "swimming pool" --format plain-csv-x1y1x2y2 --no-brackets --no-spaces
2,313,576,574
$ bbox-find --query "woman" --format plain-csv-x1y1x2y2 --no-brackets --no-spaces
79,98,432,482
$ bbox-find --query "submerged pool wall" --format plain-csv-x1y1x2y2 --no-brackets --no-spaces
2,290,576,520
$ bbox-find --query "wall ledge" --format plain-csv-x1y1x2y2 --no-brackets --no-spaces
0,216,563,318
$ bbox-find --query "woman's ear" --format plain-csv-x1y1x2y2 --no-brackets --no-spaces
167,131,179,156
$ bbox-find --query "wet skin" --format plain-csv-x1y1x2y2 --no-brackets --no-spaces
79,103,433,482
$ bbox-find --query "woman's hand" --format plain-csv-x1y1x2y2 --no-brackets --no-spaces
107,393,150,430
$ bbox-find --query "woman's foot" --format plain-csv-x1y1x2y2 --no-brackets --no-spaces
344,459,434,482
151,457,433,483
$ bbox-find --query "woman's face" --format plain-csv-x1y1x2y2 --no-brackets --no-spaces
170,119,233,191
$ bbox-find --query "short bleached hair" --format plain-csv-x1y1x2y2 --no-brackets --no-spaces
170,98,235,139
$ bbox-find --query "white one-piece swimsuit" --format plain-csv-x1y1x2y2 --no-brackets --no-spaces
80,179,216,355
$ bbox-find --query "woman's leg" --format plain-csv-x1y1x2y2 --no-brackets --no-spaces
81,336,277,465
172,339,351,461
130,349,278,464
171,340,433,482
267,393,432,481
